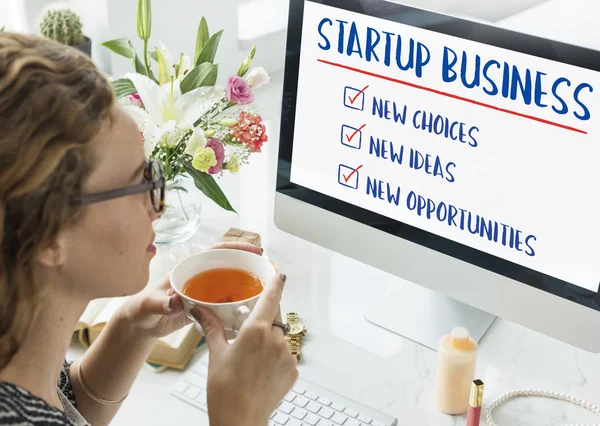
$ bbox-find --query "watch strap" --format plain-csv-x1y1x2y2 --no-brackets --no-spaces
285,313,303,360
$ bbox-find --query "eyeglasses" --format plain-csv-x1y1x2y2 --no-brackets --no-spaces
70,159,165,213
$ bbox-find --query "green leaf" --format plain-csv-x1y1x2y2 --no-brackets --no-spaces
133,55,147,74
102,38,157,81
194,17,210,65
101,38,135,59
180,63,218,93
150,50,158,61
195,29,223,66
183,160,236,213
112,78,137,99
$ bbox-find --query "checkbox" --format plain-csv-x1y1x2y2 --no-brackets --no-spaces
343,85,368,111
338,164,362,190
341,124,365,150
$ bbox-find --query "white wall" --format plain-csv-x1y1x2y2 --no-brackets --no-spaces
3,0,554,78
383,0,551,22
2,0,113,74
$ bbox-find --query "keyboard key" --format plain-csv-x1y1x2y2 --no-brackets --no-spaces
172,382,188,394
304,413,321,425
270,411,277,419
292,387,306,395
279,402,294,414
372,422,386,426
283,392,297,403
331,403,345,412
293,396,309,408
306,401,321,414
291,407,307,420
184,386,200,399
287,419,303,426
317,421,334,426
331,412,348,424
305,392,319,400
273,413,290,425
357,415,372,424
192,363,209,377
194,390,206,404
345,419,361,426
318,407,334,419
344,409,358,418
318,397,332,406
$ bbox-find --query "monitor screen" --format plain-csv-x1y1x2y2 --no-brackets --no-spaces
276,0,600,310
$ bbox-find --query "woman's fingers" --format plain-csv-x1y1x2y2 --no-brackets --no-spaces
208,241,263,256
249,274,286,323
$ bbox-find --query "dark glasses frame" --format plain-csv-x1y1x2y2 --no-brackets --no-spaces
70,159,165,213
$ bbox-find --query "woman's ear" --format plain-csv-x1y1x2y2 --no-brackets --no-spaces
35,236,67,268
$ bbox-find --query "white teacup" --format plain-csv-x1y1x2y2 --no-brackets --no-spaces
170,248,276,336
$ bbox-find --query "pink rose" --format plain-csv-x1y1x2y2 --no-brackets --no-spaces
128,93,144,108
206,138,225,174
226,75,254,105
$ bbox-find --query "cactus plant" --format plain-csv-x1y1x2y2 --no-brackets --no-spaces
40,9,84,46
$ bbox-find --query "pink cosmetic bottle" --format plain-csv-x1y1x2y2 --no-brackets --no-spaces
466,379,484,426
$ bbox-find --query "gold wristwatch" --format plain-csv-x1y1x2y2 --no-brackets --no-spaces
285,312,307,360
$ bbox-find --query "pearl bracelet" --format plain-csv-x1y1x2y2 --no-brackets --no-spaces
485,389,600,426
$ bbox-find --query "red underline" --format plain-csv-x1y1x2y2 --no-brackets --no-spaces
317,59,587,135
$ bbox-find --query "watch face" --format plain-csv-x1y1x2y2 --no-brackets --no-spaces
289,323,304,335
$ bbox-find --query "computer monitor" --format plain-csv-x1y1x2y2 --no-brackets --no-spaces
274,0,600,352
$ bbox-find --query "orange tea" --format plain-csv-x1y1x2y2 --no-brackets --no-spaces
182,267,263,303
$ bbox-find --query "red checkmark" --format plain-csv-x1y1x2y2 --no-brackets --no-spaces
342,165,363,182
345,124,366,142
347,85,369,104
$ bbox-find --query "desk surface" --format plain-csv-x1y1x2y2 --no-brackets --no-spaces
67,3,600,424
67,211,600,426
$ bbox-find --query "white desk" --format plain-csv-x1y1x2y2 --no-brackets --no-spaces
67,4,600,423
67,207,600,426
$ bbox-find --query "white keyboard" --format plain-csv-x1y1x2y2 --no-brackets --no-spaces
170,354,398,426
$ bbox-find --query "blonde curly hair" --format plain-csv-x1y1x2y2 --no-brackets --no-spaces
0,32,114,369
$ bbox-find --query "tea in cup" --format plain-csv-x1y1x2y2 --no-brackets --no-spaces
170,248,276,336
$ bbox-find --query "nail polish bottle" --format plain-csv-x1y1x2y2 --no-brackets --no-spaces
434,326,479,415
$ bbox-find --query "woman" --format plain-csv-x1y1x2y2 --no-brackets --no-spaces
0,32,298,426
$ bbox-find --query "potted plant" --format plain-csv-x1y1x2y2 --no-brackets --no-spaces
39,8,91,57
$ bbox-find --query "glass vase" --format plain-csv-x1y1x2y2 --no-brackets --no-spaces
153,176,203,245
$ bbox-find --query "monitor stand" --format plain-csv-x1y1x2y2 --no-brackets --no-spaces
364,279,497,351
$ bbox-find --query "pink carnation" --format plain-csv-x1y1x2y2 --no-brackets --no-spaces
206,138,225,174
230,112,268,153
226,76,254,105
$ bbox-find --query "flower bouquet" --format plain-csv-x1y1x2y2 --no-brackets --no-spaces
101,0,269,241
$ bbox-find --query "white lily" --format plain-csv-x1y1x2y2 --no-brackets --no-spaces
156,41,192,82
157,41,176,83
175,54,191,79
185,127,207,156
123,72,224,157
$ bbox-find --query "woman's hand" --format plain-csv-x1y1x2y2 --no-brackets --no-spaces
191,273,298,426
117,241,264,339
